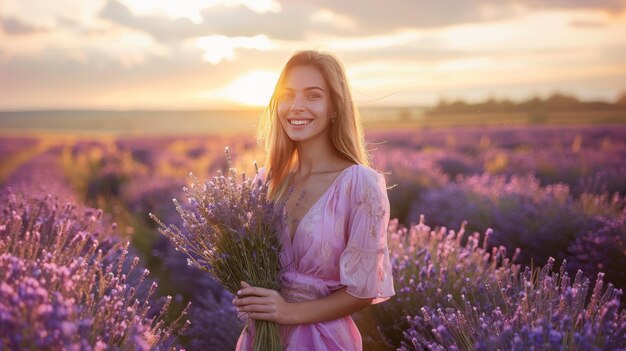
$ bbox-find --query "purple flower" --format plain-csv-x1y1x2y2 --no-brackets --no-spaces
0,194,189,350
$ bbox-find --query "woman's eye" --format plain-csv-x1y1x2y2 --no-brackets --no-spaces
308,94,321,99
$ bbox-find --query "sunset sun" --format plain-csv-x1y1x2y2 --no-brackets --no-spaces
208,70,279,107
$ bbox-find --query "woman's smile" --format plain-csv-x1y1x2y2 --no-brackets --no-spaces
288,118,314,127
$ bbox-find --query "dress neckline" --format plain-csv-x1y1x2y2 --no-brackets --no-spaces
284,164,358,246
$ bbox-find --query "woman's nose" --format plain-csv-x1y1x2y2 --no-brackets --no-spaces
290,96,306,112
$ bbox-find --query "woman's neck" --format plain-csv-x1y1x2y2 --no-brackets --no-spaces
294,135,344,175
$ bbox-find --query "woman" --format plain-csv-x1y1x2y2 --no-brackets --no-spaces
233,50,395,350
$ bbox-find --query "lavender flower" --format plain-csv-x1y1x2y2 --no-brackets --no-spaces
402,258,626,350
411,173,626,297
1,150,78,204
0,193,190,350
371,147,449,225
355,216,519,350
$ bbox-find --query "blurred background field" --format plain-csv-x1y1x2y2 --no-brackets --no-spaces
2,93,626,136
1,117,625,349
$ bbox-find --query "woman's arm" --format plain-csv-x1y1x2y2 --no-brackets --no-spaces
233,281,374,325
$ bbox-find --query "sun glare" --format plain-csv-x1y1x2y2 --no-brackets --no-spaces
194,34,273,64
199,70,279,107
223,70,278,106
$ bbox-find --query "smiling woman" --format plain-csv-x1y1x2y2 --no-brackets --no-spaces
232,50,395,351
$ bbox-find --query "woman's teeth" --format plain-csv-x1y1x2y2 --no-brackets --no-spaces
290,119,312,126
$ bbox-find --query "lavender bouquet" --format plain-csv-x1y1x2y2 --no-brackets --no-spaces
150,148,285,351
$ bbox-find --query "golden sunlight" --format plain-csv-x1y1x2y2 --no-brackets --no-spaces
198,70,279,107
222,70,278,106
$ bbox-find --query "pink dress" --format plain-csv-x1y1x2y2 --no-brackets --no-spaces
236,164,395,351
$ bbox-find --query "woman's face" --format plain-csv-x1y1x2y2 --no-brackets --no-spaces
276,65,333,144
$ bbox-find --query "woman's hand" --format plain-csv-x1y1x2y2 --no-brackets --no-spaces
232,281,294,325
233,282,375,325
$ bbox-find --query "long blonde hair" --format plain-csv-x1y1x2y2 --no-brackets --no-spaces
256,50,370,201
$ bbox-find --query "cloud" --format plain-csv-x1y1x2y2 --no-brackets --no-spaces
524,0,625,12
0,43,292,109
99,0,355,42
0,16,48,35
192,34,274,64
309,0,625,32
99,0,209,43
570,19,607,27
198,3,312,40
98,0,626,46
308,1,511,31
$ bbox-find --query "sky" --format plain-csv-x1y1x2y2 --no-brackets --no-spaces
1,0,625,110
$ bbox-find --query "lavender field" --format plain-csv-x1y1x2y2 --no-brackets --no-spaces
1,125,625,350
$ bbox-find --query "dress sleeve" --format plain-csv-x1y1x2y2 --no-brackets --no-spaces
339,167,395,304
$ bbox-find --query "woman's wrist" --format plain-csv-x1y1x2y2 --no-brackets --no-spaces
284,301,302,325
279,288,374,325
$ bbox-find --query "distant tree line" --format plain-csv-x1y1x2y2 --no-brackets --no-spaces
427,92,626,114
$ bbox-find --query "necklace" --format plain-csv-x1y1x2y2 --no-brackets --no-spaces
285,165,347,218
286,184,306,224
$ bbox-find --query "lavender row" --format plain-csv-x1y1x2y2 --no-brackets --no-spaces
1,147,78,204
409,173,626,295
0,137,39,165
60,137,247,349
369,125,626,199
355,217,626,350
370,125,626,151
0,192,190,350
402,260,626,350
